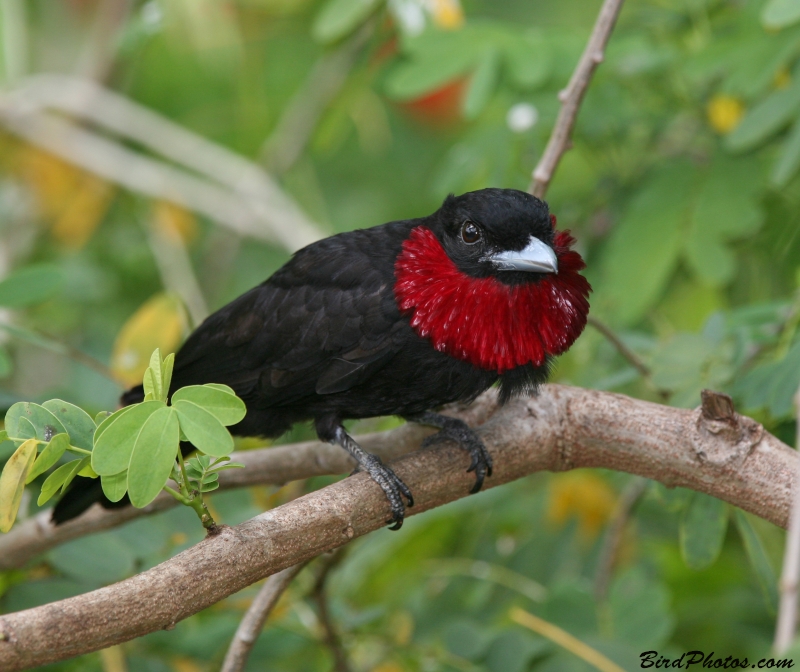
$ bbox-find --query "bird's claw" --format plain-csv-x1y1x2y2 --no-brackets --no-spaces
424,423,493,494
358,454,413,530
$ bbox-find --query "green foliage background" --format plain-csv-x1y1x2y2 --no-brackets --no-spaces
0,0,799,670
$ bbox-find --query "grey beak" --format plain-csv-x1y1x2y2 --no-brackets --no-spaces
487,236,558,274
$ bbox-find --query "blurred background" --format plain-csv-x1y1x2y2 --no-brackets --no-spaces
0,0,799,669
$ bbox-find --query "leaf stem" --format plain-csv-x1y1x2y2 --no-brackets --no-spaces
163,485,189,505
174,451,218,533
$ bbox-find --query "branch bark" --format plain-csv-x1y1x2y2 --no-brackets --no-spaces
0,393,496,571
0,385,795,671
528,0,625,198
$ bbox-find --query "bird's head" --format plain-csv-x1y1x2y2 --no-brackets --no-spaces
394,188,591,374
432,188,559,281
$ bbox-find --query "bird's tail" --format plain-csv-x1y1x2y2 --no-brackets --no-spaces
51,384,144,524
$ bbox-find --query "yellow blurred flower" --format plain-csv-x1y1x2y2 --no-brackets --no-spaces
546,471,617,541
706,94,744,134
111,293,188,387
153,200,198,245
171,657,202,672
17,145,114,249
372,664,407,672
430,0,464,30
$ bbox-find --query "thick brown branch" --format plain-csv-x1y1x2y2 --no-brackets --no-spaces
0,393,498,571
0,385,795,671
528,0,625,198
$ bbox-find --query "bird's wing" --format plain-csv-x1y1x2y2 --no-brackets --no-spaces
169,227,406,404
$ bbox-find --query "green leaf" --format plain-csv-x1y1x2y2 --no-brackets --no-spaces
0,430,8,443
171,385,246,426
173,400,234,457
94,411,113,426
504,32,551,89
92,401,165,476
204,383,236,395
312,0,381,44
26,433,70,483
726,78,800,152
127,407,180,508
142,367,157,402
0,264,61,308
42,400,97,451
608,567,675,649
384,29,480,100
0,345,13,378
463,47,500,120
734,510,778,614
736,340,800,418
0,439,37,532
16,417,36,440
762,0,800,29
5,402,67,442
211,462,245,472
771,117,800,187
200,472,219,485
680,492,729,570
78,462,97,478
162,353,175,398
38,458,86,506
684,157,762,286
199,481,220,493
600,163,692,325
101,471,128,503
60,458,90,494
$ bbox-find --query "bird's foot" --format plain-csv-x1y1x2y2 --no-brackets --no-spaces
416,415,493,494
325,423,413,530
357,453,414,530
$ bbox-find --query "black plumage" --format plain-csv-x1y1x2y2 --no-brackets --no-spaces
53,188,587,528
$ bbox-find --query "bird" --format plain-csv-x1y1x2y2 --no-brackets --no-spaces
53,188,591,529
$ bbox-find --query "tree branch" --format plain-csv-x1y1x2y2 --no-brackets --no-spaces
0,385,795,670
0,393,497,571
310,550,351,672
528,0,625,198
0,75,326,251
220,562,309,672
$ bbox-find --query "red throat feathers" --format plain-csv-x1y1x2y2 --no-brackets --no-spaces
394,226,591,373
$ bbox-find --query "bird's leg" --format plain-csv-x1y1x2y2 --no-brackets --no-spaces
318,421,414,530
404,412,493,494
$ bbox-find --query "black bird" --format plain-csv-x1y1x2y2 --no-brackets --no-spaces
53,188,590,528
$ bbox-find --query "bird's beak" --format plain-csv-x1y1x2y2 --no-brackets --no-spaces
487,236,558,274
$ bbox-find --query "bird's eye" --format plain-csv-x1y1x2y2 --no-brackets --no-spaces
461,221,481,244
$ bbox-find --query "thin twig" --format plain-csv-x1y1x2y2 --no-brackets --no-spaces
0,322,121,385
587,316,670,399
310,549,351,672
145,216,209,329
594,476,648,601
774,386,800,654
510,608,626,672
528,0,625,199
221,562,309,672
73,0,134,83
587,316,651,379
